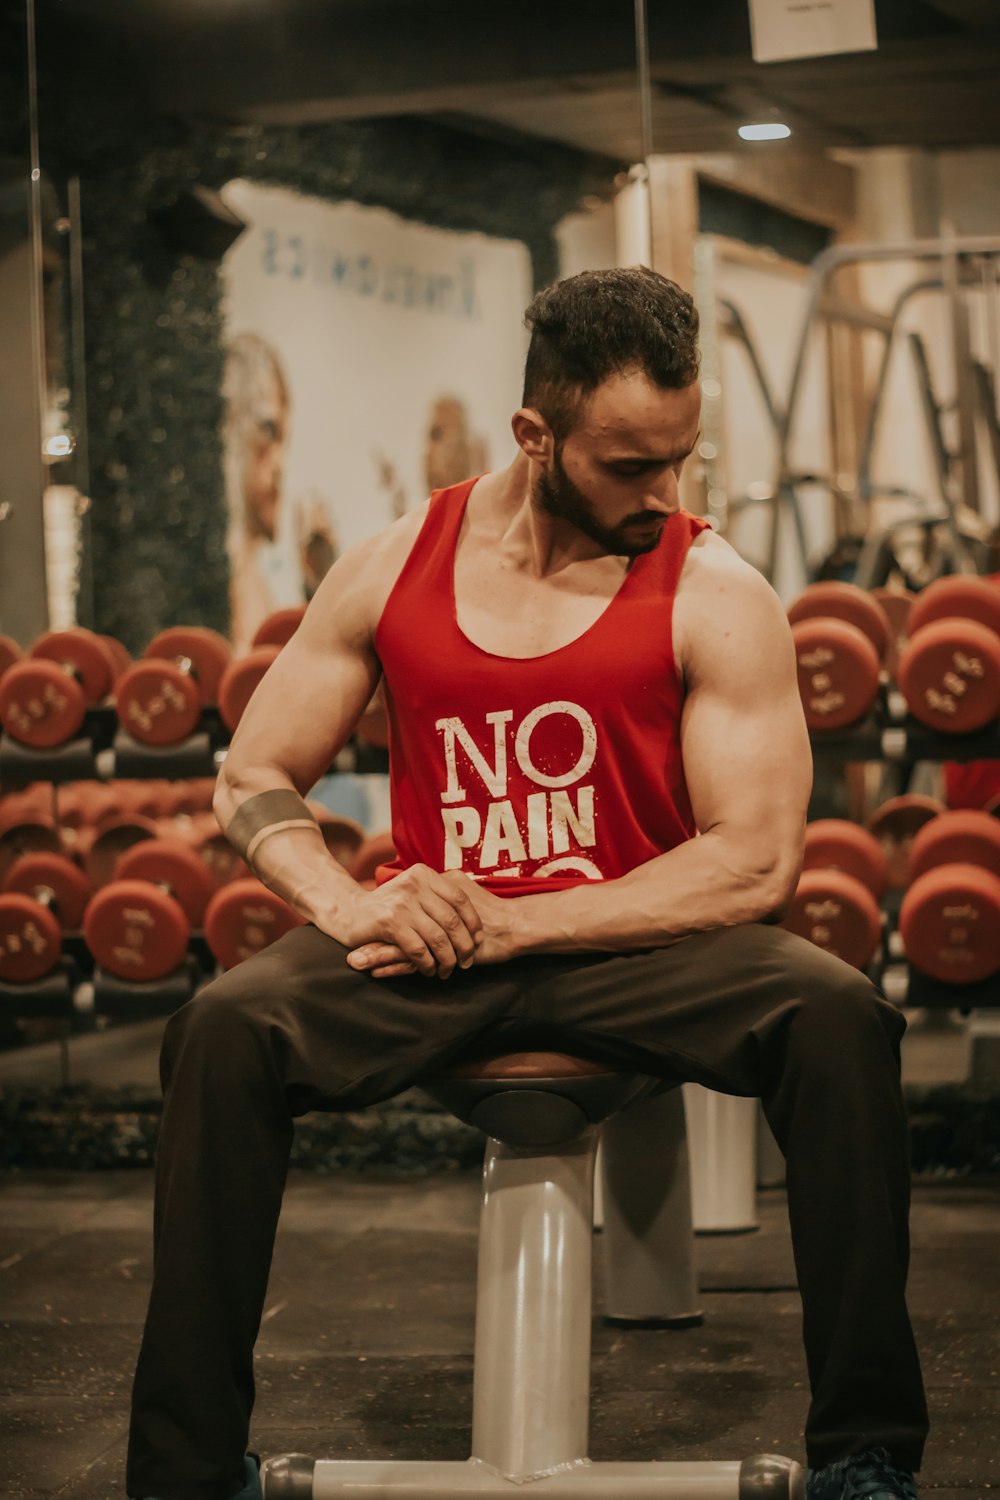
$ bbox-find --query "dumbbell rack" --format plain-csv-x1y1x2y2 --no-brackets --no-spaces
0,708,373,1071
809,688,1000,1009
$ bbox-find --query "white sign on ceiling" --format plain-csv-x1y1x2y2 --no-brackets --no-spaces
748,0,877,63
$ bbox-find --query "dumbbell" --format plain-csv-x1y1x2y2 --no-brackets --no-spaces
780,820,887,969
899,811,1000,984
0,628,118,748
866,795,945,890
78,812,161,889
0,802,62,883
218,645,281,735
115,627,231,745
896,576,1000,733
83,838,216,980
252,606,306,649
0,635,24,678
203,878,305,969
0,851,91,982
787,583,892,731
352,830,397,890
869,587,915,678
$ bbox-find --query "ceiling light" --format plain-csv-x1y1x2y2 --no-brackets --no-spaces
738,123,791,141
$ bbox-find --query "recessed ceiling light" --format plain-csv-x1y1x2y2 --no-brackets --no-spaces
738,123,792,141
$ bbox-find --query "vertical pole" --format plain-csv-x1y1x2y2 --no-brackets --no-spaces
470,1133,596,1477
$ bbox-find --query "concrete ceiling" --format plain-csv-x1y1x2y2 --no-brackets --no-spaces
40,0,1000,161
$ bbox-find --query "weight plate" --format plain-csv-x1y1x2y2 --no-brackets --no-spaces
31,628,116,703
83,815,159,889
781,867,882,970
352,830,397,887
252,606,306,649
313,812,365,867
908,576,1000,639
0,634,23,677
116,837,216,924
3,851,91,928
0,659,87,747
84,879,190,981
100,635,132,682
116,660,203,744
0,893,63,982
204,879,305,969
0,815,62,885
144,627,232,702
866,795,945,889
897,617,1000,733
900,863,1000,985
791,617,881,731
870,588,915,678
802,820,889,899
908,810,1000,882
218,645,281,733
787,582,892,663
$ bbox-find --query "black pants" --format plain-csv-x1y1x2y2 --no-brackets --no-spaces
126,923,928,1500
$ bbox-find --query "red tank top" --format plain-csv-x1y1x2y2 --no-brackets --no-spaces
374,478,710,897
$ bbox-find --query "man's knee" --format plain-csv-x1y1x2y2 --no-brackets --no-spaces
160,968,273,1091
784,941,904,1061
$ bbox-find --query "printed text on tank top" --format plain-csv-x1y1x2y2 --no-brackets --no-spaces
374,478,710,896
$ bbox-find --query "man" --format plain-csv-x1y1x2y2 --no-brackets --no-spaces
128,268,927,1500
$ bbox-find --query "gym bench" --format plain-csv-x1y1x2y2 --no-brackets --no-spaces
261,1051,804,1500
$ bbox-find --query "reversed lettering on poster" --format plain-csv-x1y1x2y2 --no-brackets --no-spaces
435,702,603,878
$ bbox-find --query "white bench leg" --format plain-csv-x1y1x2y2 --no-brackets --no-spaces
600,1088,702,1326
683,1087,758,1233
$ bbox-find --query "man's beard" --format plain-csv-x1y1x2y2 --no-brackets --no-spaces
535,448,666,558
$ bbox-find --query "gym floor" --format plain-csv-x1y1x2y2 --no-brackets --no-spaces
0,1015,997,1500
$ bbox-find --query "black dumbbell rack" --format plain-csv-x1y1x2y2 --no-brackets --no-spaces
810,688,1000,1009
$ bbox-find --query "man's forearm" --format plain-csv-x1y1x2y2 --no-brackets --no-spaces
214,774,360,934
507,831,798,957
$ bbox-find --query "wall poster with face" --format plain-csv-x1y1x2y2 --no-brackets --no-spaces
219,180,532,651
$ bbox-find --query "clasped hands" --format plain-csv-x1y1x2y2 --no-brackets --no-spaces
335,864,514,980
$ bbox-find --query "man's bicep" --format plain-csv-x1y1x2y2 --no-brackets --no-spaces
223,553,383,793
679,581,811,880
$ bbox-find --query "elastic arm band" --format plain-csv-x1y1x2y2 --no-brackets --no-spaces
225,789,322,864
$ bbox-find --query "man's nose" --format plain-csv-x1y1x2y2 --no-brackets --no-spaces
642,472,680,514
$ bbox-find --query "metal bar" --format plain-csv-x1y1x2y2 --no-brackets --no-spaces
943,232,981,514
856,278,944,497
633,0,654,166
309,1457,745,1498
67,175,93,629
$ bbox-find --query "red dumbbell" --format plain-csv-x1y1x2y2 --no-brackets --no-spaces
252,606,306,649
115,627,231,745
0,851,91,982
79,813,161,889
0,635,24,678
781,820,887,969
83,838,216,980
203,878,305,970
0,628,117,748
309,805,366,870
0,803,62,884
218,645,281,735
787,583,892,731
896,576,1000,734
352,830,397,891
869,587,915,679
866,795,946,890
899,811,1000,985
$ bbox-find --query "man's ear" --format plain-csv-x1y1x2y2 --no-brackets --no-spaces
511,407,554,464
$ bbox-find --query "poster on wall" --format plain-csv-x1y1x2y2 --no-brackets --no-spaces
219,180,532,651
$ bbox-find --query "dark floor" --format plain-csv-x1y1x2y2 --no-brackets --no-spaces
0,1013,998,1499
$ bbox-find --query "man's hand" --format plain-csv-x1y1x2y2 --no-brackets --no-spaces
328,864,485,979
345,877,515,979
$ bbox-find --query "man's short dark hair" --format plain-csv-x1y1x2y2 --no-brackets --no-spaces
522,267,700,441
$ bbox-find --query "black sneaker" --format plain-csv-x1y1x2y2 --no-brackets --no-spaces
135,1454,261,1500
807,1448,919,1499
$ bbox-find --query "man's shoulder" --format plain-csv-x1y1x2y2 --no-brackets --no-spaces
674,524,788,669
677,523,771,600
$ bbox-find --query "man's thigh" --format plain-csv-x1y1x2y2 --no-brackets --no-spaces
510,922,889,1096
